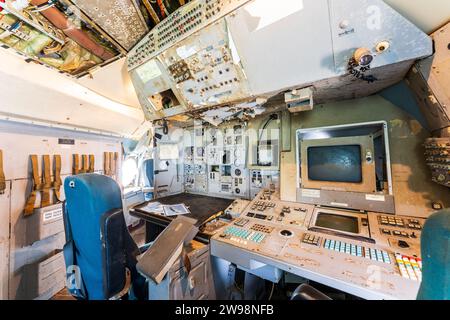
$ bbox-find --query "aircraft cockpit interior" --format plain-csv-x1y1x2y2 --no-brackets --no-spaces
0,0,449,305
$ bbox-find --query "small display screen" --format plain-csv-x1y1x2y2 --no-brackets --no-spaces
307,145,362,183
135,59,162,83
315,213,359,234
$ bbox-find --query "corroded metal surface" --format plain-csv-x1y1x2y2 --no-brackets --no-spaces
72,0,148,50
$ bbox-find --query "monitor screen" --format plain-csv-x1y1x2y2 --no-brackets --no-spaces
135,59,162,84
307,145,362,183
315,213,359,234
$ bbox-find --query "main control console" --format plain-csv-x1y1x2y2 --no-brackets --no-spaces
211,189,427,300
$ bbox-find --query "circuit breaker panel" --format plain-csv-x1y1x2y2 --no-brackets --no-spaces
180,123,279,200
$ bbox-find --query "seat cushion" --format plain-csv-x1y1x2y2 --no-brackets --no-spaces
417,209,450,300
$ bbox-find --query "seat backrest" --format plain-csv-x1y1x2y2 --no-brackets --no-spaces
417,209,450,300
63,174,140,300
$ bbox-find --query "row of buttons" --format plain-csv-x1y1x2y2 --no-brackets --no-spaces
407,219,422,230
380,215,405,227
199,78,239,92
302,233,322,246
324,239,391,264
251,224,274,234
222,226,266,243
251,202,275,212
157,3,202,33
395,254,422,281
246,212,272,221
234,218,249,227
381,228,415,238
380,215,422,230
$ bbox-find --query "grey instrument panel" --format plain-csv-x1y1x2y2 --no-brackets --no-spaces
211,189,425,300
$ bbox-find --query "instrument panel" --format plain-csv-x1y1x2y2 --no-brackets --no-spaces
211,189,427,299
159,20,251,109
127,0,432,122
127,0,251,70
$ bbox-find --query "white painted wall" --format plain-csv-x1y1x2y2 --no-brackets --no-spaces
77,57,141,109
0,50,145,138
0,121,122,299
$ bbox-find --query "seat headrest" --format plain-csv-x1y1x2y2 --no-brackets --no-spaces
417,209,450,300
64,174,122,216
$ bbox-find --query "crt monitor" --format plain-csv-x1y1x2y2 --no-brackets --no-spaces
299,135,377,194
296,122,393,213
307,145,363,183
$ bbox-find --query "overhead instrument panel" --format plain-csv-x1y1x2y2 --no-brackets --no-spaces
128,0,253,120
132,57,188,119
128,0,432,121
127,0,252,70
159,19,251,108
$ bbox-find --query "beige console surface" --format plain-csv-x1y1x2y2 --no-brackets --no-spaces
210,189,426,300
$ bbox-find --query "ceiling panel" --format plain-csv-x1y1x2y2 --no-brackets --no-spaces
71,0,149,50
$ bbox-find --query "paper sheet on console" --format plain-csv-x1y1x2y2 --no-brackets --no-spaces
141,201,164,214
163,204,191,216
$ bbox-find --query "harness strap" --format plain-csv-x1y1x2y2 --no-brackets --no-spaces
73,154,80,175
41,155,52,207
24,155,42,216
53,154,62,202
0,149,5,194
80,155,88,174
88,154,95,173
104,152,110,176
110,152,117,178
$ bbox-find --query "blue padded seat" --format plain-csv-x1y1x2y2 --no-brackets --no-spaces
63,174,145,300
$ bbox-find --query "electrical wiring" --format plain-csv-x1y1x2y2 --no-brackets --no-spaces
256,114,278,166
268,283,275,300
156,0,167,18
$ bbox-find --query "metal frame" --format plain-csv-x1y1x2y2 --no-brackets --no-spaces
308,207,371,239
0,113,125,138
296,121,393,196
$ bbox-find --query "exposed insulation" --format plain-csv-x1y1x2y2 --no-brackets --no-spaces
0,1,121,76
